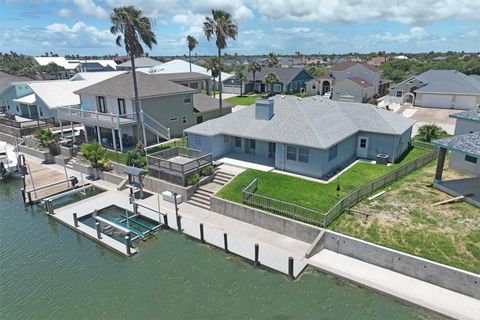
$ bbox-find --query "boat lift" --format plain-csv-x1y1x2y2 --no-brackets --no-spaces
123,166,147,199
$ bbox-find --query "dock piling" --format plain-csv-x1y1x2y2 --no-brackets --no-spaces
95,222,102,239
125,236,131,255
223,233,229,254
21,188,26,203
176,215,182,231
254,243,260,267
163,214,169,229
288,257,294,280
200,223,205,243
73,212,79,227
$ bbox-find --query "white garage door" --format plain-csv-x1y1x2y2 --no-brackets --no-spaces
419,94,452,108
222,85,241,94
454,95,477,110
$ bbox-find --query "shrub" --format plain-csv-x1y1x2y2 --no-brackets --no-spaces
126,147,146,168
417,124,448,142
186,173,200,186
368,98,379,106
200,164,214,176
80,142,111,170
34,128,59,156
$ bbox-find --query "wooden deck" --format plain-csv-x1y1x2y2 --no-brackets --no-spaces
23,161,71,203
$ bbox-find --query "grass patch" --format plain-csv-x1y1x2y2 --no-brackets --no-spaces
217,147,429,218
330,160,480,273
225,94,264,106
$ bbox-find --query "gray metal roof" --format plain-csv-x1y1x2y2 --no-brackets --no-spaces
414,70,480,95
117,57,161,68
432,132,480,157
245,67,312,84
185,95,415,150
75,72,196,99
193,93,233,113
123,166,147,176
450,109,480,122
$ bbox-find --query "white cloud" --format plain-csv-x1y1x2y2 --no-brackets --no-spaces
252,0,480,24
369,27,429,43
73,0,109,19
56,8,72,18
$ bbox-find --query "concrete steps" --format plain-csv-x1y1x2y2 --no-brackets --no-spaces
212,170,235,186
187,168,236,209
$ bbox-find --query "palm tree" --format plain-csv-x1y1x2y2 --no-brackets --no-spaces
34,128,58,156
205,56,219,97
186,35,198,73
264,72,280,95
417,124,448,142
203,9,238,116
247,61,261,93
266,52,278,67
110,6,157,145
234,67,247,97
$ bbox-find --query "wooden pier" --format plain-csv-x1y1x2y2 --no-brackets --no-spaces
23,161,72,203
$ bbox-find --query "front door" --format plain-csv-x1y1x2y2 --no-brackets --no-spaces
357,136,369,158
268,142,276,158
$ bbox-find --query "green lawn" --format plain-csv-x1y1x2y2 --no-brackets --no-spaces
217,147,429,219
330,160,480,273
225,94,265,106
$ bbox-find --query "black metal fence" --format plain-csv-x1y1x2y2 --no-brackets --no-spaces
242,148,438,227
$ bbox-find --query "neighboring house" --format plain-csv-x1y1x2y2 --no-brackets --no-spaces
305,75,333,96
367,56,387,66
192,93,233,125
0,72,31,108
140,59,233,91
74,60,117,72
331,77,375,102
388,70,480,109
185,95,414,179
116,57,162,71
433,110,480,176
151,72,211,91
57,72,229,151
33,56,79,79
328,61,382,102
2,71,123,121
223,67,313,95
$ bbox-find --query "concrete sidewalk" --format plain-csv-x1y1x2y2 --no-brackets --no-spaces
309,250,480,320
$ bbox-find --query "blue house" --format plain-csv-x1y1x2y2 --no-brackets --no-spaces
223,67,313,95
185,96,415,179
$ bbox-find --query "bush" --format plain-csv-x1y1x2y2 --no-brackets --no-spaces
416,124,448,142
200,164,214,176
186,173,200,186
126,147,146,168
80,142,111,170
34,128,59,156
368,98,379,106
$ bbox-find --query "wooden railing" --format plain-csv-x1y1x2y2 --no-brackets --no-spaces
57,106,136,128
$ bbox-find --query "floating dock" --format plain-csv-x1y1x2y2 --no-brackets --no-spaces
23,161,73,203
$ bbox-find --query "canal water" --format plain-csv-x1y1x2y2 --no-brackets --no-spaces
0,180,439,319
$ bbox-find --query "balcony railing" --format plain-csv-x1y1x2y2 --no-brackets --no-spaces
57,106,136,128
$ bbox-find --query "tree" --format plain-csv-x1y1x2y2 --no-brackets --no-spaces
203,9,238,116
266,52,278,67
234,67,247,97
205,56,219,97
186,35,198,73
264,72,280,95
126,146,146,168
110,5,157,145
34,128,58,156
417,124,448,142
247,61,261,92
80,142,110,170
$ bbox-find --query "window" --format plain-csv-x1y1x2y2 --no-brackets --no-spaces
286,146,297,161
182,115,187,124
249,139,256,150
329,145,338,161
189,82,199,89
97,96,106,113
224,136,229,144
360,138,367,148
39,107,43,117
183,94,192,104
6,104,10,110
16,105,19,112
293,82,298,89
196,115,203,124
117,98,126,115
170,117,178,122
465,155,478,164
312,84,316,90
298,148,309,163
234,137,241,148
273,84,282,92
395,90,404,97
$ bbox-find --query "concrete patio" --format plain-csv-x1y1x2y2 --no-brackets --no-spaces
217,153,275,172
434,177,480,207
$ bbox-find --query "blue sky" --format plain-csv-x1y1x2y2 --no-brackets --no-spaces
0,0,479,56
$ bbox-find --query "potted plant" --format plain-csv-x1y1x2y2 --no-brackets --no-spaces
80,142,111,179
34,128,59,163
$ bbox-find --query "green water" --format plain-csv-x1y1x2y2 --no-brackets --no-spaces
0,180,436,319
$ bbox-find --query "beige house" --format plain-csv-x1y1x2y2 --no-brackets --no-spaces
331,78,375,102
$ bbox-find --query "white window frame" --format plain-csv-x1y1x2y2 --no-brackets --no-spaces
293,82,298,89
286,146,297,161
395,90,404,97
298,148,309,163
273,84,282,93
97,96,106,113
170,117,178,122
183,94,192,104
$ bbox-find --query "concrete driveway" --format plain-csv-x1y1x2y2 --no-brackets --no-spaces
395,106,462,135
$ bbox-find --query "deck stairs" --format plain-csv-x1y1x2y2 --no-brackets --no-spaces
142,111,170,142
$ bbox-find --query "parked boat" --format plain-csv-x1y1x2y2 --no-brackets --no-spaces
0,142,20,180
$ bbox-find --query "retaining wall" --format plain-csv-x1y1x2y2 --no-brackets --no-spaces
0,132,22,145
18,145,53,163
210,196,321,244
